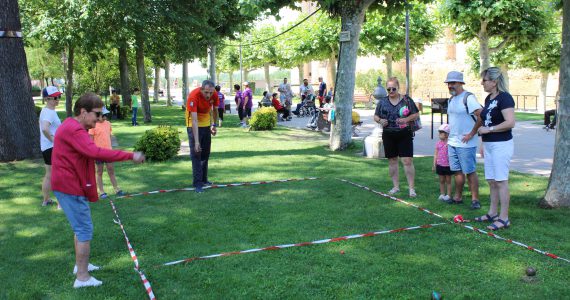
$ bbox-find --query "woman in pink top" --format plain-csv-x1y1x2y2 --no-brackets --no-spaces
88,107,124,199
433,124,453,203
52,93,145,288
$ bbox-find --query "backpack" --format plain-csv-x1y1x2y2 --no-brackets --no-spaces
450,92,480,122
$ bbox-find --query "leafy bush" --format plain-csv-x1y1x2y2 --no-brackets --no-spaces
134,126,180,161
249,107,277,131
120,106,130,120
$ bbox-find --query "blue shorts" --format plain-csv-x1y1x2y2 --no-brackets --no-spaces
448,146,477,174
54,191,93,242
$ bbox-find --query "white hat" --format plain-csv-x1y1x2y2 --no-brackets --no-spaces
42,86,62,98
438,124,450,134
102,107,110,115
243,81,249,86
444,71,465,84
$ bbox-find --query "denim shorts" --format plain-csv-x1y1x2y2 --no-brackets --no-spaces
448,145,477,174
54,191,93,242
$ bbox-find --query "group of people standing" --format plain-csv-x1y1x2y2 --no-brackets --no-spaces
374,68,515,231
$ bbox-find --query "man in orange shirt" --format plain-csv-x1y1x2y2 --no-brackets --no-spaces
186,80,219,193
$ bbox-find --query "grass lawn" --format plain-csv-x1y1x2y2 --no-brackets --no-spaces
1,102,569,299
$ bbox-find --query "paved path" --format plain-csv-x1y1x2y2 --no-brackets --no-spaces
183,102,554,177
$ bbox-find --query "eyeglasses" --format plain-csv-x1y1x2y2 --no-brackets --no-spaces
387,87,398,92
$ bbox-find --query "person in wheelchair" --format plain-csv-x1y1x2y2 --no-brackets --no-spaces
292,93,317,117
307,96,333,129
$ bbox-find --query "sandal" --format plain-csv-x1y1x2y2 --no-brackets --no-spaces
41,199,55,206
474,214,498,223
99,193,108,199
488,219,510,231
409,189,417,197
388,187,400,195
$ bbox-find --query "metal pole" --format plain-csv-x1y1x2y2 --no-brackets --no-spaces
239,43,243,85
405,0,410,96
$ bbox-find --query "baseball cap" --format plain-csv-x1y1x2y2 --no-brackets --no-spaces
42,86,63,98
102,107,110,116
444,71,465,84
438,124,450,134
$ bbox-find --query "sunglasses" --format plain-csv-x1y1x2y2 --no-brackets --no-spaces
387,87,398,92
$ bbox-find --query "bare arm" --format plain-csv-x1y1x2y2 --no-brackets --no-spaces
40,120,54,142
191,112,201,153
477,108,515,135
462,108,483,143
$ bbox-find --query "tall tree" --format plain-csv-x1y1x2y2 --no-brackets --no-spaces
542,0,569,208
440,0,551,71
0,0,40,161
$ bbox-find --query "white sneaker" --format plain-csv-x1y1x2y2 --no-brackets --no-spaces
73,263,101,275
438,194,445,201
443,195,451,201
73,276,103,288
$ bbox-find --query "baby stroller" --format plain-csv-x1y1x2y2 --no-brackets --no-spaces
298,94,317,117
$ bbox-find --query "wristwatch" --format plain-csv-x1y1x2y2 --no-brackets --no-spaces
489,126,495,132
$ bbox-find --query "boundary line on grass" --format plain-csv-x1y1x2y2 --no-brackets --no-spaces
109,199,157,300
160,223,447,267
116,177,319,199
338,178,570,264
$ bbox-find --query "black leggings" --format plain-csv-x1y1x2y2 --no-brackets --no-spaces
218,108,224,121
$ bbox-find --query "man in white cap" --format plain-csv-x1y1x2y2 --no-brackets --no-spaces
39,86,63,207
444,71,483,209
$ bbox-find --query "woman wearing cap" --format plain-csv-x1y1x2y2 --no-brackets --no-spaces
476,67,516,230
39,86,62,207
433,124,453,203
373,77,420,197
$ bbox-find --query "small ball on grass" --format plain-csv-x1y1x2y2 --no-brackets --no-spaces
340,250,345,255
526,267,537,277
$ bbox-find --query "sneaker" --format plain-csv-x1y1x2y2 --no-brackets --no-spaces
470,200,481,210
195,186,204,193
99,193,108,199
116,190,126,196
204,181,213,186
438,194,445,201
41,199,55,206
73,263,101,275
73,276,103,288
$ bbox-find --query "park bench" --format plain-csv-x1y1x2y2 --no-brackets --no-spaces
352,93,373,108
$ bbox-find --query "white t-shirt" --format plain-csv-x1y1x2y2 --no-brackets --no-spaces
447,91,481,148
39,107,61,151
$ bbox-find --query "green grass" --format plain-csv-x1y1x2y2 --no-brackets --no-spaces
1,103,569,299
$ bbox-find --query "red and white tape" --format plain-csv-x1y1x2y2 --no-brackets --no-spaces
161,223,447,267
109,199,157,300
116,177,319,199
339,179,570,264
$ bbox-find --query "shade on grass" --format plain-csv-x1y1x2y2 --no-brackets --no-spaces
0,102,569,299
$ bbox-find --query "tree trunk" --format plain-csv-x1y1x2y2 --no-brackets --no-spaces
153,65,160,103
229,72,234,93
118,43,131,107
209,44,216,83
264,63,271,92
0,0,40,161
297,64,303,93
327,53,336,89
135,33,151,123
385,53,393,79
330,2,373,151
542,0,570,208
182,59,188,103
243,69,249,83
538,71,549,113
65,46,74,117
165,59,171,106
303,62,312,82
478,21,491,72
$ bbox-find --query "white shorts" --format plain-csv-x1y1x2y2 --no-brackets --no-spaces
483,140,513,181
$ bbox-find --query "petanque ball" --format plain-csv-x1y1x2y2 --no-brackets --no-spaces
526,267,537,276
340,250,345,255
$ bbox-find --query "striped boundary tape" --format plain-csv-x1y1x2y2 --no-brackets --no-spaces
338,179,570,264
161,223,447,267
109,199,157,300
116,177,319,199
